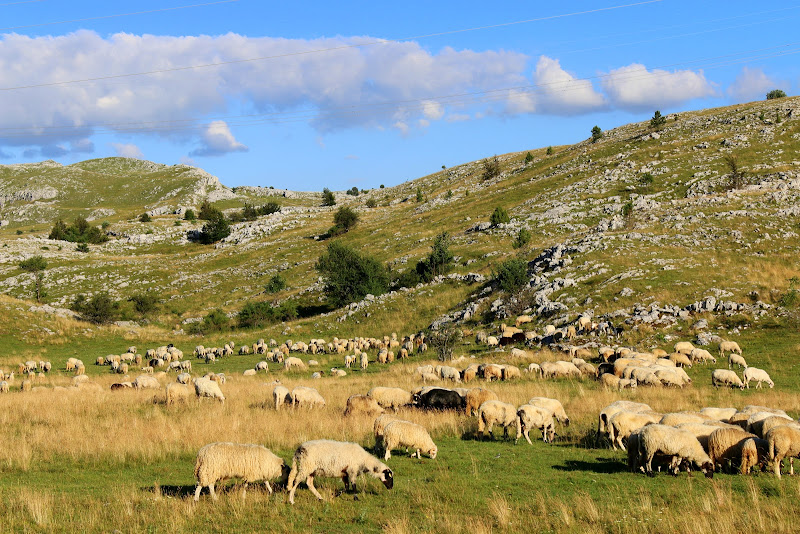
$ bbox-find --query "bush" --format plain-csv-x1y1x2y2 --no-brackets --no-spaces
346,186,359,196
19,255,47,303
128,292,159,316
184,209,197,221
101,221,111,229
638,172,654,190
264,274,286,293
48,217,109,244
238,300,298,329
490,207,510,227
197,213,231,244
76,243,90,253
416,187,424,202
591,125,603,143
416,232,454,283
649,110,666,130
482,156,500,180
316,242,389,307
365,198,377,208
524,152,533,164
322,188,336,206
328,206,359,236
193,308,229,334
139,213,152,223
71,293,121,324
493,258,528,293
198,200,223,221
723,153,749,190
546,146,554,156
427,327,463,362
512,228,531,249
258,202,281,216
15,229,22,235
767,89,787,100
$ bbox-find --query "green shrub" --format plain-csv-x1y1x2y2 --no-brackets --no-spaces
524,152,533,164
128,292,159,316
490,207,511,227
638,173,654,190
512,228,531,249
649,110,666,130
71,293,121,324
416,232,454,283
192,308,230,333
48,217,108,244
139,213,152,223
328,206,359,236
197,213,231,244
322,188,336,206
316,242,389,307
591,125,603,143
365,198,378,208
198,200,222,221
101,221,111,230
766,89,787,100
184,209,197,221
482,156,500,180
416,187,424,202
493,258,528,293
546,146,554,156
19,255,47,303
346,186,359,196
238,300,298,328
76,243,90,253
264,274,287,294
15,229,22,235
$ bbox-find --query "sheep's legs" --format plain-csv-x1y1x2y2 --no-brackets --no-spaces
193,485,203,502
241,482,248,499
209,483,218,501
265,481,272,494
307,476,324,500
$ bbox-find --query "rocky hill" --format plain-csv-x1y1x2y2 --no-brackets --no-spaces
1,97,799,346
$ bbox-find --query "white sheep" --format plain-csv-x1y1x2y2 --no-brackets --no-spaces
284,357,308,371
711,369,744,389
165,382,194,406
527,397,570,426
674,341,695,355
607,411,661,450
699,407,738,422
360,353,369,370
728,353,748,370
516,404,555,444
194,377,225,403
273,385,291,411
255,361,269,373
743,367,774,389
767,425,800,478
382,420,437,460
598,401,652,437
287,440,393,504
194,442,289,501
133,374,160,390
176,372,191,384
719,340,742,359
344,394,384,417
477,400,519,440
368,387,413,411
291,386,326,409
638,424,714,477
690,348,716,364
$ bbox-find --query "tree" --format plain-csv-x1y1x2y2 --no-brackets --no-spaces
415,187,424,202
184,209,197,221
316,242,390,307
546,146,554,156
591,126,603,143
19,255,47,303
139,213,152,223
490,207,510,227
493,258,528,293
198,200,222,221
482,156,501,180
71,293,120,324
427,326,463,361
621,201,634,228
723,153,748,190
264,274,286,293
767,89,787,100
198,212,231,244
128,292,159,316
322,188,336,206
512,228,531,249
649,110,666,130
329,206,359,236
524,152,534,164
365,198,378,208
48,217,108,244
346,186,359,196
416,232,454,283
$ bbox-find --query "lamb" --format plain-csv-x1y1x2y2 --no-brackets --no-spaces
527,397,570,426
477,400,519,440
711,369,744,389
516,404,555,444
608,411,661,450
766,425,800,478
344,355,356,368
719,340,742,359
525,363,541,375
382,420,437,460
368,387,413,411
707,427,757,472
344,395,385,417
291,386,326,409
465,388,498,416
193,377,225,403
273,385,291,411
742,367,774,389
287,440,393,504
284,357,307,371
638,424,714,478
728,353,748,370
194,442,290,501
165,383,194,406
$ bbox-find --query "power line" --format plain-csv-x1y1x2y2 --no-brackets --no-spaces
0,0,660,91
0,0,239,32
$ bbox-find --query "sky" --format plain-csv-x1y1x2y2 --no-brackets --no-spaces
0,0,798,190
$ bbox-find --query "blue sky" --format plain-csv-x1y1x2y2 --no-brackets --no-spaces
1,0,798,190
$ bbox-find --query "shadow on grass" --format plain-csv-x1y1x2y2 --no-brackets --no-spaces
152,484,196,498
553,458,628,474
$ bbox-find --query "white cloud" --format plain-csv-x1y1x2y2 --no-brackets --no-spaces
728,67,789,103
422,100,444,120
111,143,143,159
445,113,471,122
190,120,247,157
601,64,716,111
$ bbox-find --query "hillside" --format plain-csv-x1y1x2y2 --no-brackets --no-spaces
0,97,799,348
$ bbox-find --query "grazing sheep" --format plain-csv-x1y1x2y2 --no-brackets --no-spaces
740,437,770,475
668,352,693,368
711,369,744,389
527,397,570,426
284,357,308,371
243,369,257,377
477,400,519,440
659,412,708,427
373,414,402,451
501,365,522,380
707,427,757,472
368,387,413,411
291,386,326,409
749,416,799,439
525,363,541,375
482,364,504,381
674,342,695,355
598,401,652,437
540,361,581,379
699,407,738,423
330,368,347,377
743,367,774,389
438,365,461,382
194,377,225,403
255,361,269,373
767,425,800,478
465,388,499,416
194,442,290,501
133,374,160,390
690,348,716,365
600,373,621,389
344,355,356,368
415,388,463,411
344,395,385,417
273,385,291,411
638,424,714,478
166,383,194,406
516,404,555,444
728,353,748,370
382,420,437,460
360,353,369,370
287,440,393,504
719,340,742,359
608,411,661,450
176,372,191,384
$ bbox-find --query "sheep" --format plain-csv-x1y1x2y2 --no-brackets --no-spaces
600,373,621,389
483,364,504,381
539,361,581,379
133,375,160,390
707,427,757,472
743,367,774,389
465,388,498,416
344,355,356,368
193,442,290,501
638,424,714,478
711,369,744,389
728,353,748,370
344,395,385,417
360,353,369,370
690,348,716,365
659,412,708,427
598,401,652,437
527,397,570,426
674,341,695,355
608,411,661,450
330,368,347,378
477,400,519,440
273,385,291,411
368,387,413,412
699,407,738,423
749,416,799,439
373,414,402,451
287,440,393,504
194,377,225,403
284,357,308,371
525,363,541,375
668,352,693,368
767,425,800,478
382,421,437,460
516,404,555,444
165,383,194,406
438,365,461,382
719,340,742,359
740,437,770,475
291,386,326,409
176,372,191,384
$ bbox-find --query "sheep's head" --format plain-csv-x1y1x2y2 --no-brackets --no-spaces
379,468,394,489
279,463,291,485
701,461,714,478
428,446,438,460
563,417,571,427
